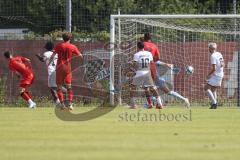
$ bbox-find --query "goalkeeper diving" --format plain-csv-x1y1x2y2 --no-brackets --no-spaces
141,33,190,108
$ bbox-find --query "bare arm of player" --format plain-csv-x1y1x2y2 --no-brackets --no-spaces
156,60,173,68
21,57,32,69
162,62,172,69
35,54,45,62
21,57,31,63
74,46,83,63
206,64,216,80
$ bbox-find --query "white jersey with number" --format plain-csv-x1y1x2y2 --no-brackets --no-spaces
210,51,224,78
133,50,153,77
43,51,58,75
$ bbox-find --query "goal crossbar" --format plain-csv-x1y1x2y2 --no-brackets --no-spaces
111,14,240,19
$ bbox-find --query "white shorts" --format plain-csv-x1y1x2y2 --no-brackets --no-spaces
48,71,57,88
132,72,155,88
207,74,223,87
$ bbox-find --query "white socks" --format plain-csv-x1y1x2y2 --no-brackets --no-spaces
156,96,163,106
206,89,217,104
130,97,136,106
213,91,217,101
169,91,186,101
28,99,34,104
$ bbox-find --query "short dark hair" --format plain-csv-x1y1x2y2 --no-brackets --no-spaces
144,33,151,41
4,51,11,59
139,37,144,42
44,41,54,51
137,41,144,50
62,32,72,42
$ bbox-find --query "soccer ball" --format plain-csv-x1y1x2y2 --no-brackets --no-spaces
185,66,194,74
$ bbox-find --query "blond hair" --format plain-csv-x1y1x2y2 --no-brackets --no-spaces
208,42,217,49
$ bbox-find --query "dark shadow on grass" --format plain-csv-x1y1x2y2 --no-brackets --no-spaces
54,89,117,121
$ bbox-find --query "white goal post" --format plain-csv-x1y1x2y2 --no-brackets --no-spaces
110,14,240,106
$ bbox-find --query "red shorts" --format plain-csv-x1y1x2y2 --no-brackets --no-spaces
56,66,72,85
20,73,34,88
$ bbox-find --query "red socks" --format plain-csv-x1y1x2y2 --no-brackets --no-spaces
57,88,73,104
146,96,153,106
21,92,31,101
57,89,64,103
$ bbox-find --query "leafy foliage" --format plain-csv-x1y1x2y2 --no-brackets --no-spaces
0,0,237,39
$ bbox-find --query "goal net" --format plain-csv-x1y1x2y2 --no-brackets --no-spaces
110,15,240,107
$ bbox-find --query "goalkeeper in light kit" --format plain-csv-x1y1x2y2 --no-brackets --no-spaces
205,42,224,109
48,32,83,110
142,33,190,108
4,51,36,108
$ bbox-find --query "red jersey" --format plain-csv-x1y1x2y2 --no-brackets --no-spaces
144,41,160,62
54,42,80,69
9,56,33,77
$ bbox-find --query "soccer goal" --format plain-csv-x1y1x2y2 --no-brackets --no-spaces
110,14,240,107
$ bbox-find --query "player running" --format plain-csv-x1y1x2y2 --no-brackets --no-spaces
130,41,164,109
204,42,224,109
36,41,66,105
48,32,83,110
4,51,36,108
142,33,190,108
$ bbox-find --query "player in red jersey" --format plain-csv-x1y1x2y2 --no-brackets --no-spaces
48,32,83,110
142,33,190,108
4,51,36,108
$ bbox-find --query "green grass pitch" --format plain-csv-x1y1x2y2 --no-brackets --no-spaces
0,106,240,160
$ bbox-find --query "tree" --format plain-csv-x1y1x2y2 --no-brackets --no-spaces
0,0,236,35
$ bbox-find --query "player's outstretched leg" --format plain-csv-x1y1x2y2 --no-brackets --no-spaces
155,77,190,107
168,91,190,108
20,88,36,108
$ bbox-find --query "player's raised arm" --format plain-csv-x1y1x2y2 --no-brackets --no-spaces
21,57,31,63
156,60,172,68
35,54,45,62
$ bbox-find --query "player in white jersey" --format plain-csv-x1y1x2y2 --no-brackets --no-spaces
129,42,163,109
36,41,62,104
204,42,224,109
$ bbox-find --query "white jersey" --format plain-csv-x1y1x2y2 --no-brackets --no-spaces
43,51,58,75
133,50,153,77
210,51,224,78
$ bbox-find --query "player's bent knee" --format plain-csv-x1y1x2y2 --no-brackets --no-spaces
204,84,211,91
19,88,25,94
